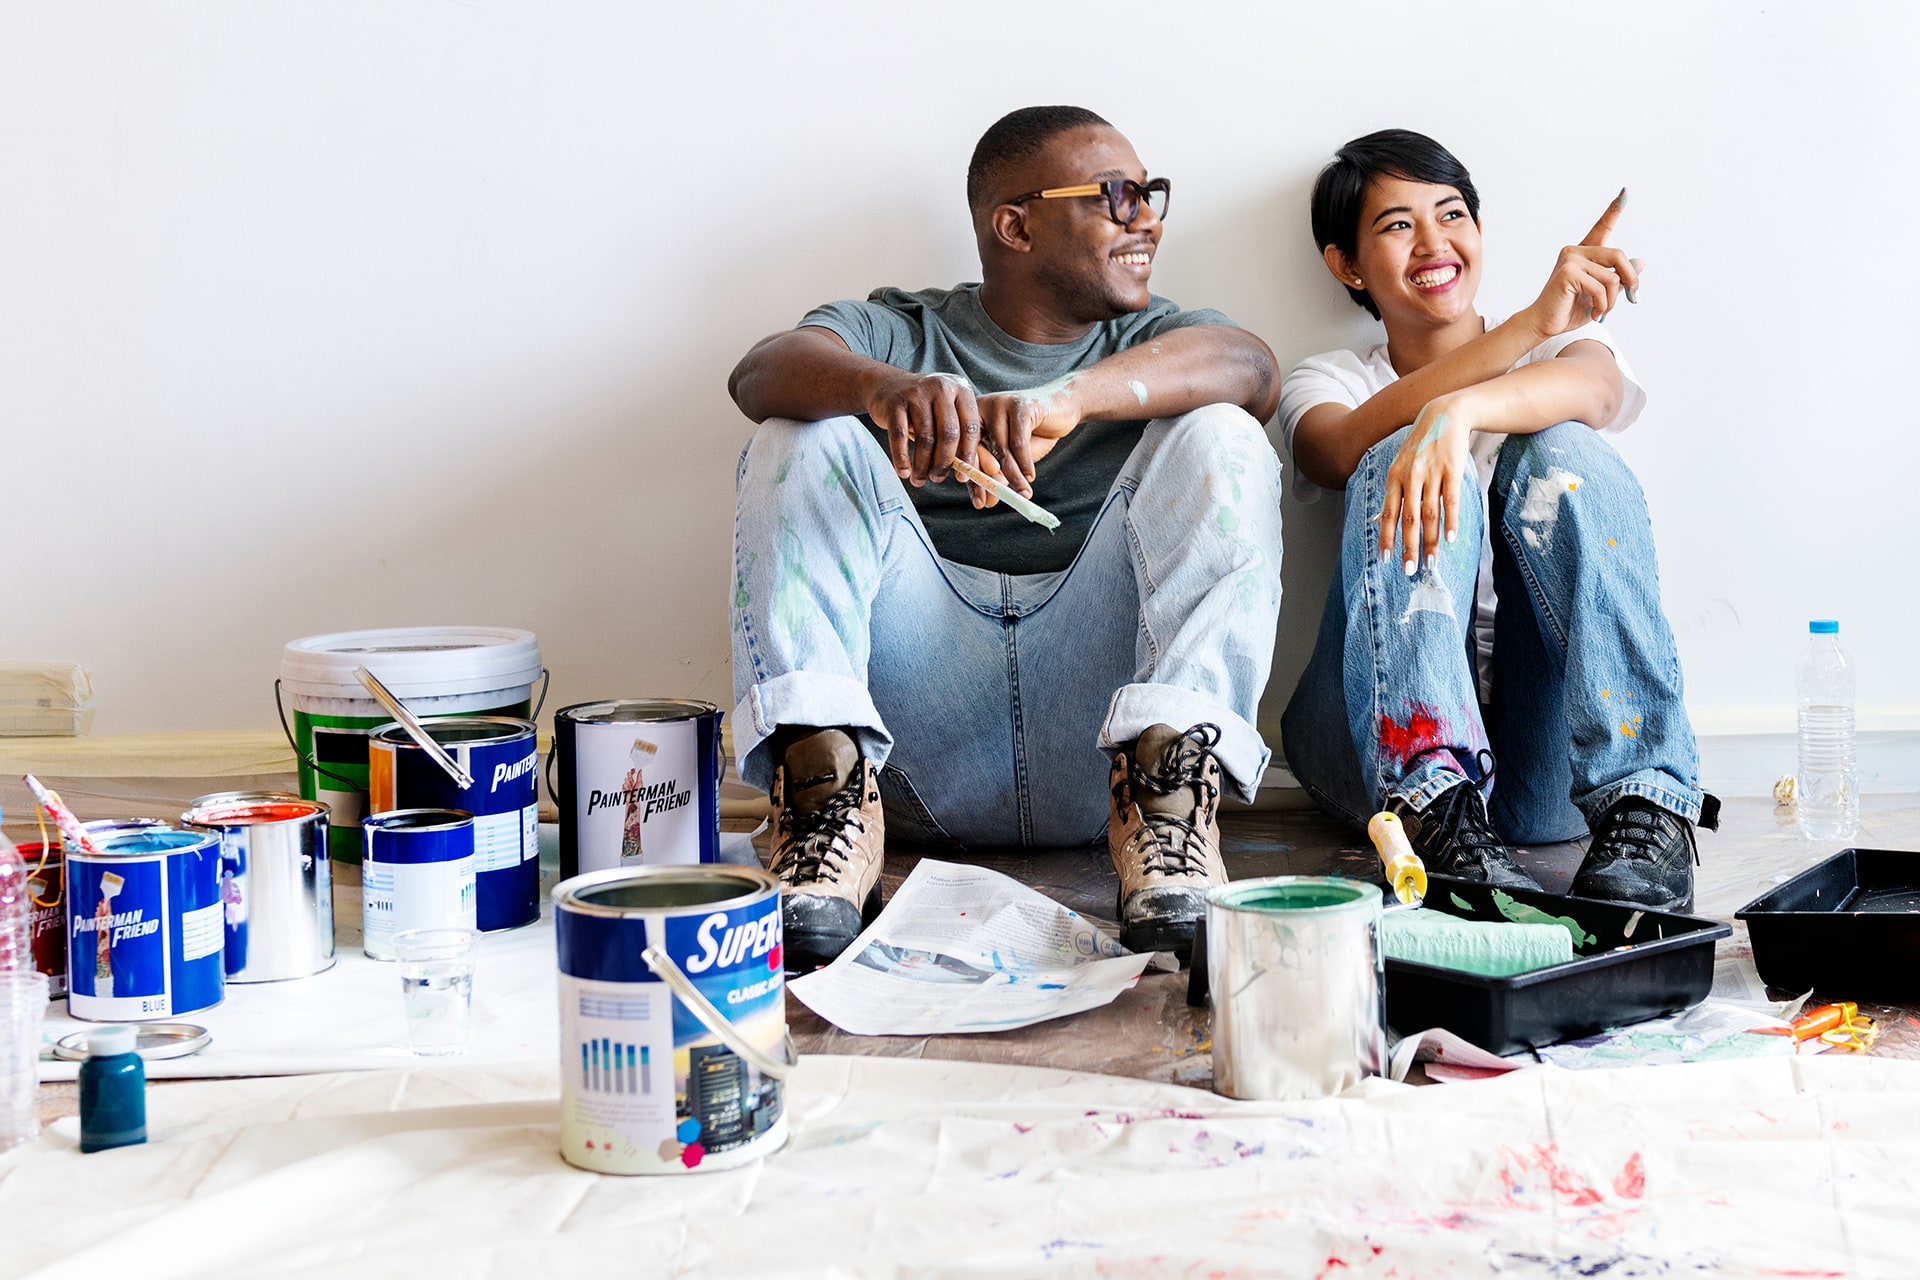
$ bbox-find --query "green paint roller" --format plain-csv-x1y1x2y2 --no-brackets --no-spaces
1367,812,1575,978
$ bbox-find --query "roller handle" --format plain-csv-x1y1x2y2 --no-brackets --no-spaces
1367,811,1427,907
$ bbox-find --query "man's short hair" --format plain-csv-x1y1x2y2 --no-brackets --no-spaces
967,105,1112,214
1310,129,1481,319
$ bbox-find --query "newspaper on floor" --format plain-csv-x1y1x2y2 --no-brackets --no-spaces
787,859,1177,1036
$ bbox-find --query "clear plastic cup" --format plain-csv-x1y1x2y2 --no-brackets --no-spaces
391,928,476,1057
1,969,50,1150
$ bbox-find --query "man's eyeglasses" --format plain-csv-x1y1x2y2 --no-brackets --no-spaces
1008,177,1172,226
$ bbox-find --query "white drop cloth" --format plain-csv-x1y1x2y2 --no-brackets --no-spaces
7,1054,1920,1277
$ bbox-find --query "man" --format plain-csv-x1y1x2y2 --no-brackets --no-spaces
727,105,1284,970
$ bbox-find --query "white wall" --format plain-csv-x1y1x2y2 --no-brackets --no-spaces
5,2,1916,793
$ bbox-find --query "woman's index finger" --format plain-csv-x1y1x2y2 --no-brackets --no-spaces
1580,187,1628,247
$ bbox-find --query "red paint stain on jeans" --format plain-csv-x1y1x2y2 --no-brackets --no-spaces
1378,705,1447,763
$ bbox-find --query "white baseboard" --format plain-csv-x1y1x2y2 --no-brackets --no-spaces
1255,709,1920,805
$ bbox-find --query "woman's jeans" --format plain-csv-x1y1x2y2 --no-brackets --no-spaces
1281,422,1703,844
731,407,1284,848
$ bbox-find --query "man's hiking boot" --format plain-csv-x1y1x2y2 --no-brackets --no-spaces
1108,722,1228,960
1398,779,1543,892
769,728,884,973
1569,796,1698,913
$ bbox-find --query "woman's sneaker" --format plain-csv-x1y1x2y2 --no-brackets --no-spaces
1398,780,1543,892
768,729,885,972
1569,797,1697,913
1108,723,1227,960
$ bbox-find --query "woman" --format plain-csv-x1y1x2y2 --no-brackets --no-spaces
1277,129,1713,911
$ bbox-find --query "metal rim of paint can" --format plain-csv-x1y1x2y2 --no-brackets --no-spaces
66,827,226,1023
361,808,478,961
552,863,773,917
367,717,540,933
553,863,787,1176
181,790,336,984
1204,875,1385,1102
552,699,724,880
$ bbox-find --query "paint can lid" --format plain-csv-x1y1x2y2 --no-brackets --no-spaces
1809,619,1839,634
89,1025,138,1057
281,627,542,701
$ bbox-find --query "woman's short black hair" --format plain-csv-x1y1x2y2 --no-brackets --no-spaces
1309,129,1480,319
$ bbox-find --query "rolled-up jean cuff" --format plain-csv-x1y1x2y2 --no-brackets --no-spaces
733,672,893,794
1580,772,1704,825
1100,683,1269,803
1389,760,1472,815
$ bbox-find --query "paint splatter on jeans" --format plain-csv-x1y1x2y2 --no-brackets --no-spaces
730,407,1284,847
1282,421,1701,843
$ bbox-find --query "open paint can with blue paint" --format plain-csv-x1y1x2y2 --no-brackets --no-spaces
1205,876,1385,1100
66,828,226,1022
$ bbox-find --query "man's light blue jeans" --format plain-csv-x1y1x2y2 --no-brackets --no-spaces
731,407,1284,848
1281,421,1703,843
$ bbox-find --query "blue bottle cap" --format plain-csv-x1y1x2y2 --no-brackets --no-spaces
1809,620,1839,634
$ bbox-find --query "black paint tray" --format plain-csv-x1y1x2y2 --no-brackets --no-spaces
1383,875,1730,1056
1735,848,1920,998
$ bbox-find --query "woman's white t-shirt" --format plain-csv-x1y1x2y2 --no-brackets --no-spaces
1276,319,1647,698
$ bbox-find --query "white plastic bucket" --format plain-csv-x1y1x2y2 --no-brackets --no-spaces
276,627,544,862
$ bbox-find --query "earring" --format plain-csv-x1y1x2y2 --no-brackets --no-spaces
1351,279,1365,289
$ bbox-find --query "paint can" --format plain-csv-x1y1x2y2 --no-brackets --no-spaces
277,627,544,863
361,809,477,961
181,792,334,983
367,718,539,932
553,700,723,880
1205,877,1385,1101
17,840,66,998
554,865,787,1174
65,828,225,1022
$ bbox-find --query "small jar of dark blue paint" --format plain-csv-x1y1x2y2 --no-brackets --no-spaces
79,1024,147,1153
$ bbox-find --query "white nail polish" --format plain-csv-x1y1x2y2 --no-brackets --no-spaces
1445,530,1457,543
1403,558,1416,576
1426,554,1437,570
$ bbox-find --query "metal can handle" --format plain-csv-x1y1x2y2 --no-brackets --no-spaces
640,941,795,1080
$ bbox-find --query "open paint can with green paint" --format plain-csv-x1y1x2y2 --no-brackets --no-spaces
1205,876,1385,1101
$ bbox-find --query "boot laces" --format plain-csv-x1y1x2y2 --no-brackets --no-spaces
1592,799,1690,867
1117,723,1222,877
773,774,867,886
1415,778,1513,878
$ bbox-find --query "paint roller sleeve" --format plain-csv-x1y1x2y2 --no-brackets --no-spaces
1381,911,1574,978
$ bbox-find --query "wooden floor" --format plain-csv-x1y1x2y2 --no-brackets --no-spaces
786,793,1920,1083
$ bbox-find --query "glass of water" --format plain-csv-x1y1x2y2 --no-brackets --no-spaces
391,928,476,1057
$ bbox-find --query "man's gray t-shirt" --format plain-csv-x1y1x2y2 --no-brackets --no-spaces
800,284,1234,575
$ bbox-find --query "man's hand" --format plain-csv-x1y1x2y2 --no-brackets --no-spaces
973,377,1081,499
867,370,983,487
1378,396,1474,574
1520,189,1645,339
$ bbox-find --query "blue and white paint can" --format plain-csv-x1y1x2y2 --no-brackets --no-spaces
367,717,539,932
554,865,787,1175
66,828,225,1022
553,700,723,881
361,809,477,961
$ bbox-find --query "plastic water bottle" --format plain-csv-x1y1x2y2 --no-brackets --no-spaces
1796,620,1858,840
0,806,30,973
